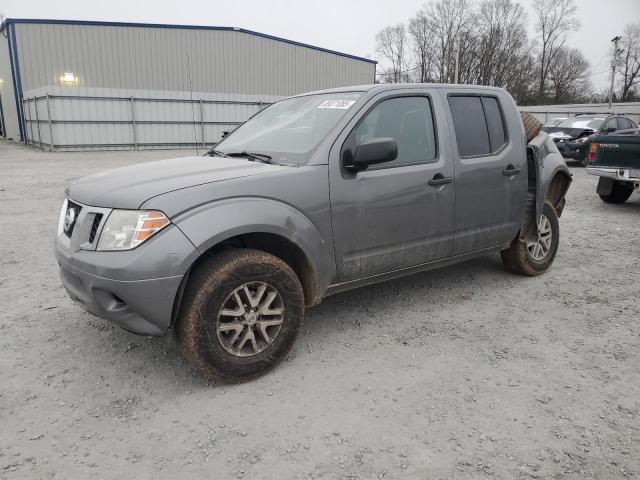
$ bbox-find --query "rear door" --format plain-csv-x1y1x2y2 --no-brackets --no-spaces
329,89,455,282
617,117,633,131
445,92,527,255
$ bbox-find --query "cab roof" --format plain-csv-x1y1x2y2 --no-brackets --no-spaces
294,83,508,98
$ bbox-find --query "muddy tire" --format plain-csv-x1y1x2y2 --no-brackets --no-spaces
501,202,559,276
175,249,304,383
521,112,543,143
599,181,633,204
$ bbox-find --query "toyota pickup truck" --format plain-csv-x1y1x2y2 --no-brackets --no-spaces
55,84,571,382
587,132,640,203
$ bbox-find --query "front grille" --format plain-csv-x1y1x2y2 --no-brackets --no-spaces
64,201,82,237
88,214,103,243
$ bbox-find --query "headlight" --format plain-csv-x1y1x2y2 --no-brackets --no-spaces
579,136,590,143
97,210,170,251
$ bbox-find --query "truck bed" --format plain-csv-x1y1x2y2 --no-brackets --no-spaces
587,134,640,170
587,133,640,203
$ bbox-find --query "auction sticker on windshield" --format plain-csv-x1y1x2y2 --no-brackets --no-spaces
318,99,356,109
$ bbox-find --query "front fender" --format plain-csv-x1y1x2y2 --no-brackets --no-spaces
520,133,571,244
531,132,572,218
172,197,335,292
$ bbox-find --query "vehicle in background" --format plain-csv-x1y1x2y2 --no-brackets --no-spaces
615,127,640,136
55,84,571,382
587,133,640,204
542,117,568,128
542,114,638,166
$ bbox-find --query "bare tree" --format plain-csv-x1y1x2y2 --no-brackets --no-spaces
423,0,475,83
532,0,579,103
617,23,640,101
375,24,408,83
548,47,590,103
473,0,528,85
506,51,538,104
408,8,436,83
455,0,537,103
374,0,584,105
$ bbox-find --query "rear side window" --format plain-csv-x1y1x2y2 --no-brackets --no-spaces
448,95,507,157
481,97,507,151
618,118,632,130
448,96,490,157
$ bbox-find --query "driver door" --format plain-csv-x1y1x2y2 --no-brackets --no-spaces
329,91,455,282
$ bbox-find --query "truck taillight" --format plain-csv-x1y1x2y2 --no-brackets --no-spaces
587,143,598,163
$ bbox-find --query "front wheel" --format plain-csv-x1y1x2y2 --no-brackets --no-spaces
501,202,560,276
599,181,633,204
176,249,304,383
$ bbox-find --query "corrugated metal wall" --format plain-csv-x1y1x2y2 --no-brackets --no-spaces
22,85,283,150
14,21,375,96
2,19,375,148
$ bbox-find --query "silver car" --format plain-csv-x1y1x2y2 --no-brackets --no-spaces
56,84,571,382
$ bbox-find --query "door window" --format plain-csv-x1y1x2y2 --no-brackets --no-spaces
603,118,617,131
481,97,507,151
448,95,508,157
617,118,631,130
352,96,437,167
448,96,490,157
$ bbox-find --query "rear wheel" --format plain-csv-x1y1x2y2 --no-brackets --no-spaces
176,249,304,383
501,202,560,276
599,181,633,204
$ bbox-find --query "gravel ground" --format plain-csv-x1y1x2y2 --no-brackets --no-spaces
1,139,639,480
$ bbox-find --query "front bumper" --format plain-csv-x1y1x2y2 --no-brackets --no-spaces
555,141,588,159
57,257,182,336
55,200,199,336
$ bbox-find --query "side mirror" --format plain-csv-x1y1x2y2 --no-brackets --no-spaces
346,138,398,171
605,127,616,133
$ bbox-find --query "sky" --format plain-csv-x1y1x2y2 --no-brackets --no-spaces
2,0,638,91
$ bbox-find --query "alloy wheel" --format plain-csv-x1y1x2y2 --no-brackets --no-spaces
216,282,284,357
527,213,553,261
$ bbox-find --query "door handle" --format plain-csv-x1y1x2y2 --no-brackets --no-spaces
502,165,521,176
428,174,453,187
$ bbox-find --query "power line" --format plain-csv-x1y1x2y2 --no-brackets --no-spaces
586,68,613,78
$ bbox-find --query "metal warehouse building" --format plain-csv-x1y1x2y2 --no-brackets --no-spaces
0,18,376,150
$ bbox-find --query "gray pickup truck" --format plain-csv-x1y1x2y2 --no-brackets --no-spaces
56,84,571,382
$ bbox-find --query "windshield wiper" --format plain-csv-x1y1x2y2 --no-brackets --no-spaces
224,151,274,164
205,148,229,158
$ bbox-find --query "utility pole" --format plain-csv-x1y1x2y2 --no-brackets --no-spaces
608,35,622,110
454,39,460,84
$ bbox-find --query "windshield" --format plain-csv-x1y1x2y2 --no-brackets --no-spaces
556,116,605,130
214,92,363,163
543,118,566,127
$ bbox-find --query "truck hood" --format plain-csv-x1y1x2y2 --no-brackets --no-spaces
66,155,289,209
541,126,595,141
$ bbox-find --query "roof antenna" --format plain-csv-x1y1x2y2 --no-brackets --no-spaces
186,52,199,156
